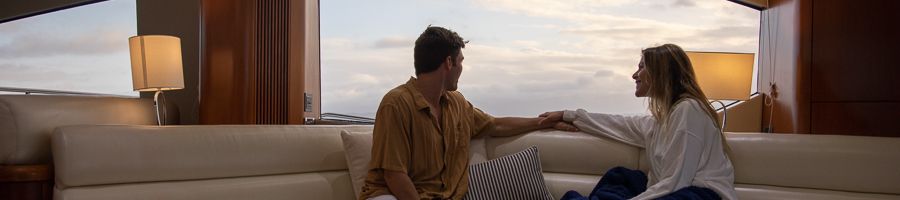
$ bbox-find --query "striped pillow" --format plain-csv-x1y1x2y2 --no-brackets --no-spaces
464,146,553,200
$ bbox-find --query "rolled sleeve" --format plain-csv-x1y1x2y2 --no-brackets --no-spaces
470,105,495,138
369,103,411,173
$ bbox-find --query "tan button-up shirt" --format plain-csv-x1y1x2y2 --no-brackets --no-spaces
360,77,495,200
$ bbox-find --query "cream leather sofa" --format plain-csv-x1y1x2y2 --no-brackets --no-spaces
0,95,159,166
52,125,900,200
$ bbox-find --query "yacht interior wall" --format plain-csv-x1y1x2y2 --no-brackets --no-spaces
303,0,321,122
137,0,201,125
719,95,763,132
760,0,900,136
807,0,900,136
758,0,811,134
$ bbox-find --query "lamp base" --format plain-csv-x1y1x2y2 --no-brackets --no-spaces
711,100,727,131
153,90,166,126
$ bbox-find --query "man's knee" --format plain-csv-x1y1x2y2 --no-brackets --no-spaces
369,195,398,200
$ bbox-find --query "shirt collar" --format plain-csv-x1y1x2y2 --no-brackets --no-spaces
404,76,449,111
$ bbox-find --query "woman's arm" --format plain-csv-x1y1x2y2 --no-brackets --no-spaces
482,116,577,137
541,109,654,147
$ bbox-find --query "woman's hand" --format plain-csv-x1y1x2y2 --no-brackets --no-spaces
538,111,579,132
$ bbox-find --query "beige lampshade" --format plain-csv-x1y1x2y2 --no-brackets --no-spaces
129,35,184,92
687,51,754,100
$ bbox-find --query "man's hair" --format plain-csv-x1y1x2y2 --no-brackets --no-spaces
414,26,467,75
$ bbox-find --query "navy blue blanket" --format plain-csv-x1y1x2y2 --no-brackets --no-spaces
560,167,720,200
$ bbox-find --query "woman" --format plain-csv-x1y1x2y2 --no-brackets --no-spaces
540,44,737,200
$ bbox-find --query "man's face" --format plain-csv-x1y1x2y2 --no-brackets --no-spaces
446,51,464,91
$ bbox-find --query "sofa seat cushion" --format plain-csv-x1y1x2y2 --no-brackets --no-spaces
735,184,900,200
54,171,354,200
543,172,600,199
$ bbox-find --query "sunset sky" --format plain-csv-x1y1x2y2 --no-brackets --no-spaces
0,0,760,118
321,0,760,117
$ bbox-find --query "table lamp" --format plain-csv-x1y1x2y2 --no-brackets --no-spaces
687,51,754,130
129,35,184,125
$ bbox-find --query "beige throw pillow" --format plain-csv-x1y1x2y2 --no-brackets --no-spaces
340,130,373,198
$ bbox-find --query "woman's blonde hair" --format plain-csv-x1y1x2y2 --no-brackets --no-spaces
641,44,729,152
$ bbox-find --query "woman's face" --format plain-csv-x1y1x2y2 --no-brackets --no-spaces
632,57,650,97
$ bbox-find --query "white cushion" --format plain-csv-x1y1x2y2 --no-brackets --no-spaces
464,146,553,200
339,130,373,199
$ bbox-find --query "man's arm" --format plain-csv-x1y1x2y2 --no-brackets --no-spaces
384,170,419,200
481,117,578,137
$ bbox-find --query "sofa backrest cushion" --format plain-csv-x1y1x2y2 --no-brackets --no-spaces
52,125,373,188
728,132,900,195
0,95,157,165
485,130,642,175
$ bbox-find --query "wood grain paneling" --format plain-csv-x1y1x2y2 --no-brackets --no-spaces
758,0,812,134
200,0,308,124
252,0,292,124
811,0,900,102
761,0,900,136
0,165,51,200
200,0,252,124
811,102,900,136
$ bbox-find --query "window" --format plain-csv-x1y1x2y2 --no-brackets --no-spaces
321,0,759,118
0,0,137,96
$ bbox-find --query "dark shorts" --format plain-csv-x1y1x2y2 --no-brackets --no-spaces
560,167,720,200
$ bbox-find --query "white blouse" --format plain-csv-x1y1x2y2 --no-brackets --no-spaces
563,99,737,200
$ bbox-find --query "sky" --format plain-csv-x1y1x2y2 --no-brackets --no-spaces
321,0,760,118
0,0,137,96
0,0,760,118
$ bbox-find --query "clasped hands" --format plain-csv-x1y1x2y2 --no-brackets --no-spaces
537,111,579,132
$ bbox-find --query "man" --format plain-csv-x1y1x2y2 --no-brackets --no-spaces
358,26,575,200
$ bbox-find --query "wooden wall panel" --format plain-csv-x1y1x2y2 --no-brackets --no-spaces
758,0,811,134
761,0,900,136
811,103,900,136
200,0,252,124
200,0,309,125
810,0,900,102
252,0,292,124
301,0,321,123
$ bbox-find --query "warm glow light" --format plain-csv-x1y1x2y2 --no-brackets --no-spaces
129,35,184,92
687,52,754,101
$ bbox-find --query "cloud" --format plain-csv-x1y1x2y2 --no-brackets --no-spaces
0,27,131,58
672,0,697,7
319,0,759,117
374,36,414,48
0,61,135,96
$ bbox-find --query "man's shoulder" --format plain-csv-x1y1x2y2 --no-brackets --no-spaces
445,91,467,101
378,84,415,107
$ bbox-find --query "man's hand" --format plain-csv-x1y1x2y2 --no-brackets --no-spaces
538,111,579,132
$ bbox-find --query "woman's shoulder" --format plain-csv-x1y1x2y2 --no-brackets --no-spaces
673,98,706,113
